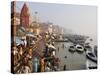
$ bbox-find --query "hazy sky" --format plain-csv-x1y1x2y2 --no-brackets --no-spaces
15,1,97,37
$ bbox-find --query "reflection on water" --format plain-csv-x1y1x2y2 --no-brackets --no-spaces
55,42,87,70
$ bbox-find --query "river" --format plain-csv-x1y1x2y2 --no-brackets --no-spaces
55,42,97,70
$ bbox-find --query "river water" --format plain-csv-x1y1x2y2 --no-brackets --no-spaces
55,42,95,70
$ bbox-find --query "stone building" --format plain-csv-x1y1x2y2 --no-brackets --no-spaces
20,3,30,28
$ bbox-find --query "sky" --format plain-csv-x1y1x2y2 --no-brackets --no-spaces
15,1,97,40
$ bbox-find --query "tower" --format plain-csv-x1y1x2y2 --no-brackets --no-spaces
20,3,30,28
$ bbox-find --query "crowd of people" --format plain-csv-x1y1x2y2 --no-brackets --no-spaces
11,42,33,73
11,31,62,73
41,42,60,72
31,32,61,72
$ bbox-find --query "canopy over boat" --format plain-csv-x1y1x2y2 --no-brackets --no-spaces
48,44,56,50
